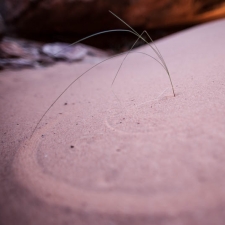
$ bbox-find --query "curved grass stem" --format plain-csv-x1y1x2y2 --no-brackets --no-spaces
109,11,175,97
31,11,175,137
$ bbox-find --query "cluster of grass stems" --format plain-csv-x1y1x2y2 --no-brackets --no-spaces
31,11,175,137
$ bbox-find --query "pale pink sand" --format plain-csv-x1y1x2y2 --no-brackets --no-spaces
1,19,225,225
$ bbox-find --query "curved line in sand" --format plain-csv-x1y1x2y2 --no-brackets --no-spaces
104,87,172,136
13,115,225,215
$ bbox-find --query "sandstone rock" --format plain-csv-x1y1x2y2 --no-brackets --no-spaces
0,37,110,69
0,14,5,39
0,38,30,58
1,0,225,36
42,43,88,61
0,37,53,69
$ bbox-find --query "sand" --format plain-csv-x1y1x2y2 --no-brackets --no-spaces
1,18,225,225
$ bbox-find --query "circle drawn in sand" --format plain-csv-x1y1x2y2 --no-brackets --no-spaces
14,116,225,217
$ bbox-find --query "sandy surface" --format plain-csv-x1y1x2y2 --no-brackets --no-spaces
1,19,225,225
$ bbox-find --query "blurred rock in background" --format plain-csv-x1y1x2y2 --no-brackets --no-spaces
0,37,110,70
1,0,225,35
0,13,5,40
0,0,225,69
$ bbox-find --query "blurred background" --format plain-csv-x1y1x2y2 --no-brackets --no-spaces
0,0,225,69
